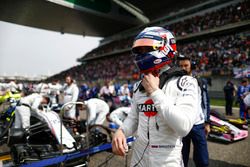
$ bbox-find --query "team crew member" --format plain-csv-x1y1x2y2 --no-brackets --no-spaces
84,98,110,125
109,106,131,127
223,80,236,116
14,93,50,129
62,76,79,120
177,55,209,167
237,78,249,119
14,92,76,150
48,80,62,106
112,27,199,167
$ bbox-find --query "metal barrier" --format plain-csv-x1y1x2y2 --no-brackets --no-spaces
60,101,89,164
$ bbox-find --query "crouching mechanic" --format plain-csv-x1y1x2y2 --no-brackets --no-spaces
14,93,77,149
83,98,110,126
112,27,199,167
14,93,51,129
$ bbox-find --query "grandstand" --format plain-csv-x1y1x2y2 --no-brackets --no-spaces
48,0,249,98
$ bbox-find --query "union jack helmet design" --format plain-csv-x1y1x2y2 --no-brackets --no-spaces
132,27,176,74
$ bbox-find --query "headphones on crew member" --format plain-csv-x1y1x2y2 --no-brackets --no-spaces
176,54,197,70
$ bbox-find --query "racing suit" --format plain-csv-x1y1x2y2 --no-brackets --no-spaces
48,82,62,107
62,83,79,119
121,73,199,167
15,93,76,149
109,107,131,127
86,98,110,125
14,93,44,129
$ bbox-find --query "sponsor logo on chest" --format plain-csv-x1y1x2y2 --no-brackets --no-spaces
138,99,157,117
138,104,157,112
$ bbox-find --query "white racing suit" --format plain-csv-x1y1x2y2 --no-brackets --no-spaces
15,93,76,149
15,93,43,129
109,107,131,127
63,83,79,119
121,75,199,167
86,98,110,125
48,83,62,107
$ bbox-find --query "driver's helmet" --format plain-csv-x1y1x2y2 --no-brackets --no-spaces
132,27,177,74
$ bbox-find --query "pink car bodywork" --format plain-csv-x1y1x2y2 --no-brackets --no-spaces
210,115,248,142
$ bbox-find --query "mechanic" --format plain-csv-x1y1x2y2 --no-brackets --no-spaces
62,75,79,120
84,98,110,125
14,92,51,129
237,78,250,119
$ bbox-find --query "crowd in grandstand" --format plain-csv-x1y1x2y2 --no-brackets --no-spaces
178,31,250,75
82,0,249,60
55,30,249,82
54,0,248,82
83,37,133,60
168,0,250,36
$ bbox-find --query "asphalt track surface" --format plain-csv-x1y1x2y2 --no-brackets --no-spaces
89,106,250,167
1,106,250,167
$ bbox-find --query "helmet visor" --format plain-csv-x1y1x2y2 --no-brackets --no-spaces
133,38,163,51
133,51,171,73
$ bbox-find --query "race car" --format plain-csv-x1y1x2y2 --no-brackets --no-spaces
0,102,112,167
208,114,248,143
210,110,248,130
